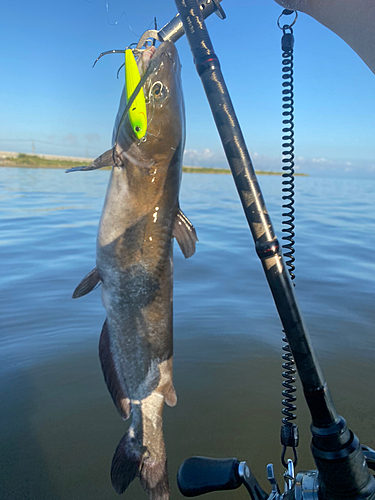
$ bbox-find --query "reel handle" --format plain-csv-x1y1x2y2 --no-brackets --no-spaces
177,456,269,499
177,456,242,497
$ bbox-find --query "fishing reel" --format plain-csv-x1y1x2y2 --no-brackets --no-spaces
177,445,375,500
177,456,316,500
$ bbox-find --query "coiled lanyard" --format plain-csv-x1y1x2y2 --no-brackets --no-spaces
277,8,299,469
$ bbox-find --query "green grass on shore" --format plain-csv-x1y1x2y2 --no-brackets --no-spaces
0,153,308,176
0,154,98,169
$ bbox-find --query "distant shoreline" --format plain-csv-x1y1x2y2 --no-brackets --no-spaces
0,152,308,176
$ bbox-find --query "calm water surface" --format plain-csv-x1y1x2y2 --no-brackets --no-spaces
0,167,374,499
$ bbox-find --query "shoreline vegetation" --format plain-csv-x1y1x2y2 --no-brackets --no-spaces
0,153,308,176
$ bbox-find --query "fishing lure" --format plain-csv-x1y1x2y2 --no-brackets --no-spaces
125,48,147,139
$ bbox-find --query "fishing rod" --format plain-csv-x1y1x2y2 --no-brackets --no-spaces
161,1,375,499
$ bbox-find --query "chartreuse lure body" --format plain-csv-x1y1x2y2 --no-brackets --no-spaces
125,49,147,140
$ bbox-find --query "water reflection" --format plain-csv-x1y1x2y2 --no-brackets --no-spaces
0,167,374,499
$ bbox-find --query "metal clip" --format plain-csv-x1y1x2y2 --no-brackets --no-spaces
284,459,295,493
277,9,298,30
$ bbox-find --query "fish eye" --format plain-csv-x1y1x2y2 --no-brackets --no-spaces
152,82,162,97
151,81,167,101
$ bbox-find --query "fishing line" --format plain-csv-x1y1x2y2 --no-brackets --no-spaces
104,1,156,37
105,0,140,35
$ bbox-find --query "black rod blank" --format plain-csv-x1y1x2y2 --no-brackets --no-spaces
173,0,336,426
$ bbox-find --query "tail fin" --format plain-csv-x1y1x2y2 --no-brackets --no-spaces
111,429,169,499
140,457,169,500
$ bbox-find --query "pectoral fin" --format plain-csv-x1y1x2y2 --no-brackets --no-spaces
173,209,198,259
65,148,114,173
72,268,101,298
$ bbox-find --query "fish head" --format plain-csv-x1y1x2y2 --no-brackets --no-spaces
113,41,185,171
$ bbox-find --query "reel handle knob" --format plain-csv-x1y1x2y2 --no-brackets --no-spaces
177,456,242,497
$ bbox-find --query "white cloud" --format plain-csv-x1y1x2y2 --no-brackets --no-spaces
183,148,224,167
311,157,330,164
183,148,375,174
183,148,284,171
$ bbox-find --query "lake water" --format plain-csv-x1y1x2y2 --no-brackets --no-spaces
0,167,374,499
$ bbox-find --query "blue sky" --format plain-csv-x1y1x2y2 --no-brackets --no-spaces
1,0,374,174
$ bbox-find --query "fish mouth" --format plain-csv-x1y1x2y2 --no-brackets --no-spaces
137,45,157,77
137,42,178,77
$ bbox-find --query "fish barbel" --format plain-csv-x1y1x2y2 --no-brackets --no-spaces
73,41,197,499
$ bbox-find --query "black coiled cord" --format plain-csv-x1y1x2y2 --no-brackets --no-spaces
278,11,299,468
281,26,296,282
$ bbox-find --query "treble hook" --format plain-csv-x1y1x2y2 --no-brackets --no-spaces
92,43,138,68
152,18,158,46
116,63,125,79
93,50,125,68
136,30,161,50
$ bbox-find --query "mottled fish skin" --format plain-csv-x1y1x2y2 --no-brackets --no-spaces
95,42,193,499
